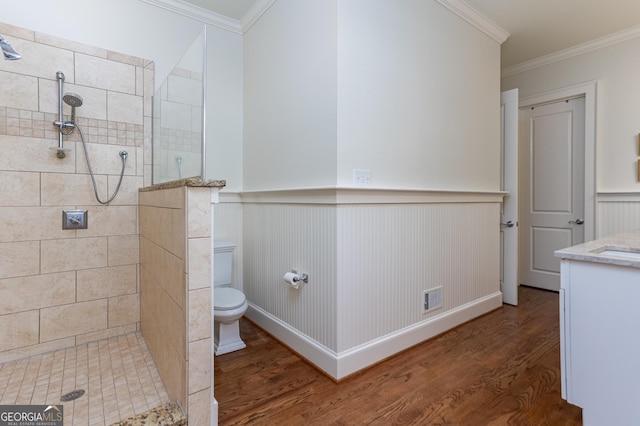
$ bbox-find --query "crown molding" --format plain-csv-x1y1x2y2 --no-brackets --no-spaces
139,0,275,34
435,0,509,44
139,0,242,33
502,23,640,78
241,0,277,33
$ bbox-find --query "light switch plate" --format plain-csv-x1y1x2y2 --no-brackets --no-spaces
63,210,88,230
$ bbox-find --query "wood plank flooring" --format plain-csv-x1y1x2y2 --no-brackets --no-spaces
214,286,582,425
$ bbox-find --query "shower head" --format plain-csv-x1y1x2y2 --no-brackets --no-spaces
63,93,83,108
63,92,83,124
0,35,21,60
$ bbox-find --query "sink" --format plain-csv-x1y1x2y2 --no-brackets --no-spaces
597,249,640,260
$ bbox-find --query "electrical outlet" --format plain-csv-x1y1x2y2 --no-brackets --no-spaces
353,169,371,186
63,210,88,230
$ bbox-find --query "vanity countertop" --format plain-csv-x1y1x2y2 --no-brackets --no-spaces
554,228,640,268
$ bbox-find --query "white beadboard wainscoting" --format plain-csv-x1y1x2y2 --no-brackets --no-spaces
597,193,640,238
233,188,504,380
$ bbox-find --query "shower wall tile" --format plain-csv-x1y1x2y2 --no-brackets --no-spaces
162,252,186,308
0,22,150,362
107,176,144,206
187,237,211,290
40,299,108,342
0,311,39,352
41,237,108,273
187,188,211,238
0,72,38,111
108,293,139,328
39,80,108,120
41,172,107,206
0,337,75,364
0,207,76,243
76,205,137,237
0,22,34,42
76,53,136,94
107,50,146,68
186,388,210,426
74,323,137,346
0,135,75,173
147,271,185,357
136,66,144,97
77,265,137,301
0,172,40,207
108,91,144,125
0,241,39,279
187,287,211,342
108,235,140,266
75,142,137,175
187,338,211,394
35,32,107,60
140,238,185,309
140,185,216,417
0,40,74,81
0,272,75,315
140,205,173,249
173,207,187,260
139,186,184,209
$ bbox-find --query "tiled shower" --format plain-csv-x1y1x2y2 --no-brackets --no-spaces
0,20,164,424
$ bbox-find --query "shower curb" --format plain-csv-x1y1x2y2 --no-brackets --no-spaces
110,402,187,426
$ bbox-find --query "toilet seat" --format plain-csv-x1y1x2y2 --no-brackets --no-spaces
214,287,246,311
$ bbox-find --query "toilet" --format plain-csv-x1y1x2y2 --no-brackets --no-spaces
213,242,248,356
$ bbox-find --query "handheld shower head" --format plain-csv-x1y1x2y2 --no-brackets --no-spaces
63,93,83,108
63,92,83,124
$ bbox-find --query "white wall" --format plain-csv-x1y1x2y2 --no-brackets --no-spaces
502,37,640,193
204,26,243,190
243,0,339,190
337,0,501,190
242,0,501,192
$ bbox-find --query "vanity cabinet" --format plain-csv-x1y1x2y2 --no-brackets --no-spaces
556,230,640,426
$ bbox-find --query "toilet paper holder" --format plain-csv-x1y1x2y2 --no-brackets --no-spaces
290,270,309,283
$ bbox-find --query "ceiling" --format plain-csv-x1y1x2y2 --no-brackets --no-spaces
184,0,640,69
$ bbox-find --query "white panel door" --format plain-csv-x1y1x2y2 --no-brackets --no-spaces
500,89,518,305
519,97,585,291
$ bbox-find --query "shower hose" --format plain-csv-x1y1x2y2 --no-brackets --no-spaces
64,123,127,205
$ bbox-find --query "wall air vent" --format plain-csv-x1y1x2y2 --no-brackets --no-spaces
423,287,443,313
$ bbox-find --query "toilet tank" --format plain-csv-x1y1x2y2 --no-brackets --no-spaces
214,241,235,287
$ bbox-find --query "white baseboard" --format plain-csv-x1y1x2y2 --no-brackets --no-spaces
245,291,503,380
245,304,340,377
211,398,218,426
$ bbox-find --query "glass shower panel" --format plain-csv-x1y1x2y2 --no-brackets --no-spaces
153,30,205,184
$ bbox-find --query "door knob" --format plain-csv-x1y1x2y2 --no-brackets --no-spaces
569,218,584,225
501,220,516,228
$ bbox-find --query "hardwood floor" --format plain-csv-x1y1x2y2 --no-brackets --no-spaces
214,286,582,425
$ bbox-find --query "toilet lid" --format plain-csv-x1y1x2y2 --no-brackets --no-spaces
214,287,246,311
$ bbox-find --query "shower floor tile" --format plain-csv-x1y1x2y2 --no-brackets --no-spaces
0,332,169,425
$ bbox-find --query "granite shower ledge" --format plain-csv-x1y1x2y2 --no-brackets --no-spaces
140,177,226,192
555,228,640,269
